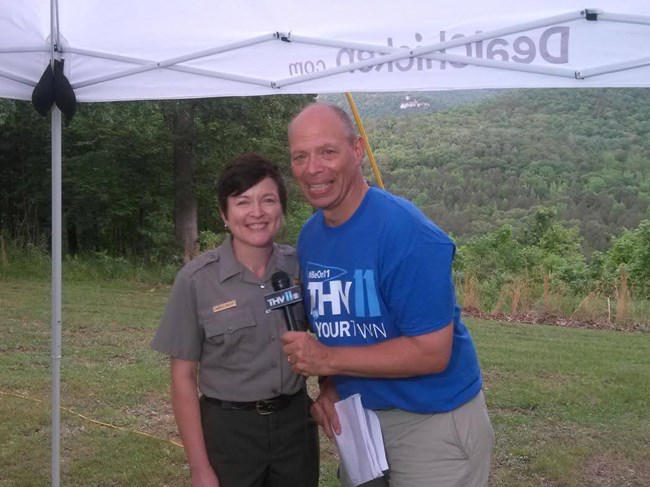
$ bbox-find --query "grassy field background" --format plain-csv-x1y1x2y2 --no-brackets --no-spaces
0,277,648,486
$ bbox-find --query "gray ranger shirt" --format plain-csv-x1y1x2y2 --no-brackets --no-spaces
151,235,305,401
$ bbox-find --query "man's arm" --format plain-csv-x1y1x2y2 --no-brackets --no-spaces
281,322,453,378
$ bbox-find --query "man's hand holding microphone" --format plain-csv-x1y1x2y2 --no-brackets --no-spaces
269,271,342,438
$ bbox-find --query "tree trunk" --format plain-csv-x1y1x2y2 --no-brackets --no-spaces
66,220,78,255
171,102,199,263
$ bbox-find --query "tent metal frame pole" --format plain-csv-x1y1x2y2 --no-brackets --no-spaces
273,49,410,87
52,9,592,91
0,47,48,87
50,2,62,485
51,106,62,487
599,12,650,24
425,53,577,77
275,9,650,87
73,62,272,90
162,65,272,86
6,9,647,96
578,56,650,78
69,34,274,89
0,47,47,53
0,69,37,86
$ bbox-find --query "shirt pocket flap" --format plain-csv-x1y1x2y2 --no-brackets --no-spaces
202,308,256,338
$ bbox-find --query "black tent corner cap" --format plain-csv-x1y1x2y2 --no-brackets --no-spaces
276,31,291,42
53,60,77,119
31,64,55,116
585,9,599,21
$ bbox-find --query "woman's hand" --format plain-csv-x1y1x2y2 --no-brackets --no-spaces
310,377,342,440
190,465,219,487
171,358,219,487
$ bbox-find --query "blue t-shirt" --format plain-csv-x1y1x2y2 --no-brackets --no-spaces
298,187,482,413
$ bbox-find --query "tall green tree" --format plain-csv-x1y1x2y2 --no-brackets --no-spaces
164,101,199,262
0,100,50,245
603,219,650,295
63,101,173,258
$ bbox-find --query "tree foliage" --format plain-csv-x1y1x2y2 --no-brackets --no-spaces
0,95,314,261
2,89,649,302
457,207,592,304
600,220,650,295
362,88,650,256
0,100,51,245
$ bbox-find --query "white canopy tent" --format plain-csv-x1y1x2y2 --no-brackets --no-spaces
3,0,650,100
1,1,649,485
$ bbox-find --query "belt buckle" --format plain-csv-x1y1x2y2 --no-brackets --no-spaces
256,399,277,415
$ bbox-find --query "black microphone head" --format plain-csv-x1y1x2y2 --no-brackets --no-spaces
271,271,292,291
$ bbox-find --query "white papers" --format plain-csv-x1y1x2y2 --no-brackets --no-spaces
333,394,388,487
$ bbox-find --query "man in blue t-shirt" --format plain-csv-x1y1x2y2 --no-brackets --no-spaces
282,103,494,487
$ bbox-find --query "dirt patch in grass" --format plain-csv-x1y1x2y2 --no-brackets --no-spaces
581,452,650,487
490,404,540,415
464,308,649,332
123,394,180,445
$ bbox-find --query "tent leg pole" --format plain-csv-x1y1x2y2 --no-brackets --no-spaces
51,107,62,487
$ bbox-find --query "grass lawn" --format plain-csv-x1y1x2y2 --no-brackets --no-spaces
0,277,648,486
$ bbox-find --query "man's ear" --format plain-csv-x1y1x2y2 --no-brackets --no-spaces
353,136,365,165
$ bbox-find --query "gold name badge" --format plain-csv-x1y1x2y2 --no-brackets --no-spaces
212,300,237,313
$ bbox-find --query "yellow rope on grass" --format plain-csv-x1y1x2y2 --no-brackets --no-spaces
0,389,183,448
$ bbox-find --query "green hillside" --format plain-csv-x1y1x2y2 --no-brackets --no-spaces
355,88,650,255
318,90,505,117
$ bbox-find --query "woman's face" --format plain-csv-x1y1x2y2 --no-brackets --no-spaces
222,176,283,252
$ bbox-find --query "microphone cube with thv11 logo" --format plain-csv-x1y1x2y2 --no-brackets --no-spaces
264,286,302,311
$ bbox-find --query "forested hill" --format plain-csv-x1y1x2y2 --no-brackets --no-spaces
353,88,650,255
318,90,505,117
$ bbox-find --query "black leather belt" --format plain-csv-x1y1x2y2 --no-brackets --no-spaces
203,391,301,415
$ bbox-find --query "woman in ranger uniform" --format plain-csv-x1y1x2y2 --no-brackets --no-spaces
152,153,319,487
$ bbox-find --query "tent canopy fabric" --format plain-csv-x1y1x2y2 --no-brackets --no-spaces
1,0,650,103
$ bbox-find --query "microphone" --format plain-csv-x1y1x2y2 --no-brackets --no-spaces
270,271,301,331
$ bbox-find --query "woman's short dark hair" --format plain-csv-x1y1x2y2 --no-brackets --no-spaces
217,153,288,216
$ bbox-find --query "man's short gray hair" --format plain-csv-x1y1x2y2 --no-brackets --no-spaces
292,103,358,144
